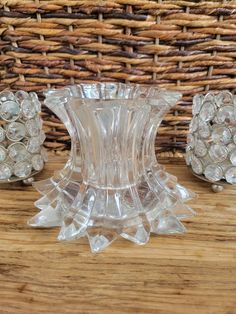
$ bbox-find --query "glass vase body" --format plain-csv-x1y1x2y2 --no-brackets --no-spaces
30,83,195,253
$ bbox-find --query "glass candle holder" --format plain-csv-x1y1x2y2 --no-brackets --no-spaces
30,83,195,253
0,90,46,183
186,90,236,192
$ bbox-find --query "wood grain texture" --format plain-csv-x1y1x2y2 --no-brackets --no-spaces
0,155,236,314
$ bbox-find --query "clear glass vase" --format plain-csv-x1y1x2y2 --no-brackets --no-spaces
29,83,196,253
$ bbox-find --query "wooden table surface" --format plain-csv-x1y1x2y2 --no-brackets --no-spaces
0,155,236,314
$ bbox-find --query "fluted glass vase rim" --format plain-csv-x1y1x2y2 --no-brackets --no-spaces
44,83,182,109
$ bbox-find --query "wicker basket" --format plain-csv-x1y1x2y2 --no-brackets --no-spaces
0,0,236,158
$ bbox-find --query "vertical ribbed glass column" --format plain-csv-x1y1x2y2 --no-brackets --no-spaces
71,99,150,189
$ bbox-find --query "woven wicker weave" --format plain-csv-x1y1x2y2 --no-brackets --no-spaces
0,0,236,158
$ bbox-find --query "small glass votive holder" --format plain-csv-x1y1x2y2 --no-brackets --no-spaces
0,90,47,184
186,90,236,192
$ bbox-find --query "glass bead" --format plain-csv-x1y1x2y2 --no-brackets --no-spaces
216,106,236,124
233,96,236,106
0,101,20,122
227,143,236,153
0,163,12,180
39,130,46,144
209,144,228,163
13,161,32,178
185,148,192,166
25,118,40,137
199,101,215,122
0,146,7,162
187,134,194,148
0,127,5,142
40,147,48,162
198,121,211,139
216,91,233,107
32,154,44,171
211,126,231,144
22,99,37,119
0,91,15,103
15,90,29,104
192,94,203,115
204,164,223,182
27,136,41,153
230,149,236,166
217,160,231,173
225,167,236,184
191,155,203,175
34,115,43,129
8,143,29,162
6,122,26,141
29,92,41,112
204,92,215,103
194,139,207,157
189,117,198,133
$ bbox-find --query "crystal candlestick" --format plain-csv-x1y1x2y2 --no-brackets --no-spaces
0,90,46,183
186,90,236,192
30,83,195,253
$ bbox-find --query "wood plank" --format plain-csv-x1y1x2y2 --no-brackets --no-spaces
0,155,236,314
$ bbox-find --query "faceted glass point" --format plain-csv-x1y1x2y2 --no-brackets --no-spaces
87,229,117,253
121,222,150,245
151,213,186,234
170,203,196,219
28,206,62,227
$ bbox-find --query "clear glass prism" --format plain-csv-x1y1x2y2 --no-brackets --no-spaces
29,83,196,253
